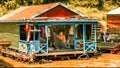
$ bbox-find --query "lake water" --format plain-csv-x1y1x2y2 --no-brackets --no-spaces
0,54,120,67
0,60,12,67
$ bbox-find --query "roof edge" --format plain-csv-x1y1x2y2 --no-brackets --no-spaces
106,7,120,15
0,17,98,23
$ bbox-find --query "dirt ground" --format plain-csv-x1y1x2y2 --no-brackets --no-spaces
0,53,120,67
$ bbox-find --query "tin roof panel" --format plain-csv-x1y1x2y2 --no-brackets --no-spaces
107,7,120,14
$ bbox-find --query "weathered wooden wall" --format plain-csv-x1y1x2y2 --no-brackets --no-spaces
107,15,120,23
107,14,120,28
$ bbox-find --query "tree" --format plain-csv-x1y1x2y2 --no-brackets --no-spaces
32,0,43,5
4,1,16,10
112,0,120,6
15,0,25,5
97,0,104,10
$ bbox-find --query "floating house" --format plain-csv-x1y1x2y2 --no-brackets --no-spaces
0,3,98,56
107,7,120,28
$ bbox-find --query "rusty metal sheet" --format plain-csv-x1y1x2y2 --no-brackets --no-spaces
107,23,120,28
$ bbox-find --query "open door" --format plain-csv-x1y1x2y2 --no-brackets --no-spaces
74,24,97,54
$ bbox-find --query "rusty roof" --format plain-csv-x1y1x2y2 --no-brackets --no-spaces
0,3,56,20
0,2,80,21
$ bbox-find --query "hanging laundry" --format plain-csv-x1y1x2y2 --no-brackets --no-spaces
24,22,29,32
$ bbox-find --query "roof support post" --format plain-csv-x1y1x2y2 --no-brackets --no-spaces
45,25,49,54
94,23,97,51
83,24,86,54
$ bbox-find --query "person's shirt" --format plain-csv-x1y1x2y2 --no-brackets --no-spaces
58,33,66,43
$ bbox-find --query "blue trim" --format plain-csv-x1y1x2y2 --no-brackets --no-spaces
37,21,98,26
40,8,49,14
83,24,86,54
19,40,30,53
0,18,98,23
84,42,96,52
31,14,39,18
46,26,48,54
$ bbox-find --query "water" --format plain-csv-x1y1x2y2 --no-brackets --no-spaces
0,54,120,67
0,60,12,68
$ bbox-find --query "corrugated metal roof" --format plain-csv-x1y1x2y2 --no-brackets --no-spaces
107,7,120,14
1,3,56,20
0,6,30,20
0,2,79,21
107,23,120,28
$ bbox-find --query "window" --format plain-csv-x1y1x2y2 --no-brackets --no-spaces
30,25,40,41
30,31,39,40
76,24,83,38
20,25,40,41
20,25,26,40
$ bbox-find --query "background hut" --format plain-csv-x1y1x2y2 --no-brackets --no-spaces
107,7,120,42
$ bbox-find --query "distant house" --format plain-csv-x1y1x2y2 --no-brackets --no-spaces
107,7,120,28
106,7,120,40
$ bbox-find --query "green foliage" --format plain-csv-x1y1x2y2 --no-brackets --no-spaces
97,0,104,10
112,0,120,6
0,0,119,20
32,0,43,5
4,1,16,10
